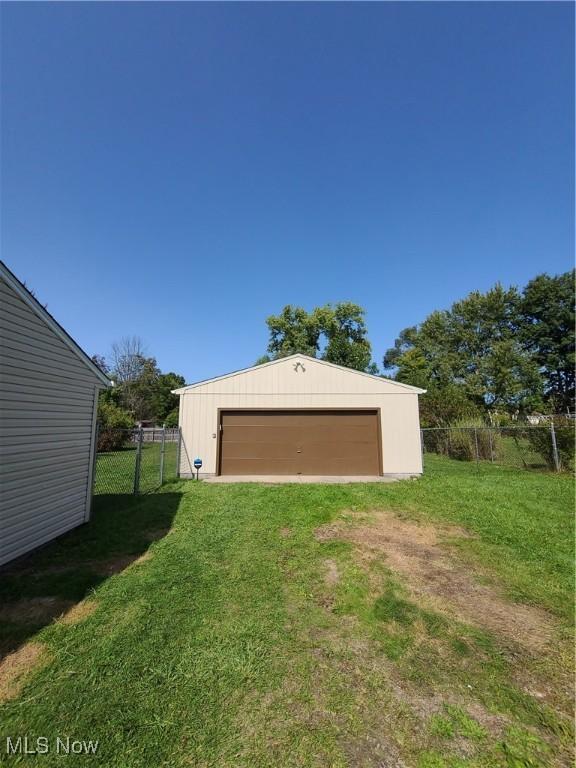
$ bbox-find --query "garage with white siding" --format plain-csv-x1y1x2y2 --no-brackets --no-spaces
174,355,425,479
0,261,110,566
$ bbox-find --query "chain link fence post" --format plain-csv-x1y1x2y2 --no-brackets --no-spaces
159,426,166,485
87,421,100,514
473,427,480,468
420,428,424,469
133,427,143,494
175,427,181,479
550,421,560,472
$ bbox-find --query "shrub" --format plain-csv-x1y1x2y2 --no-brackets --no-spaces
446,429,476,461
419,385,480,428
525,423,575,472
97,400,134,452
425,419,500,462
164,408,179,428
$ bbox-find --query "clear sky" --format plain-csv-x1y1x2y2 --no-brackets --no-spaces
1,2,574,383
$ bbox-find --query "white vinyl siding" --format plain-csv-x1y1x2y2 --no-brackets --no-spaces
0,277,103,565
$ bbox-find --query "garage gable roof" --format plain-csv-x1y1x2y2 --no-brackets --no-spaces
172,354,426,394
0,260,111,388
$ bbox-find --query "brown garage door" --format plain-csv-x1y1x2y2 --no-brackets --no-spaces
219,410,380,476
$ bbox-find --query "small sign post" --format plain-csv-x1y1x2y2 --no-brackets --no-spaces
193,457,203,481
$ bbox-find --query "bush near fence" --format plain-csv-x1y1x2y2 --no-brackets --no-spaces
426,421,500,462
524,424,574,472
98,427,133,452
422,422,575,473
96,402,134,452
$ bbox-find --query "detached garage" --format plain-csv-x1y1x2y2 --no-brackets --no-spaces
174,355,425,479
0,261,110,566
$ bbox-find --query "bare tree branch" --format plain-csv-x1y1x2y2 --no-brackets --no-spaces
110,336,147,384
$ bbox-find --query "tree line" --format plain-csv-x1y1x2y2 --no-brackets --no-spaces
93,269,573,436
256,270,574,426
92,336,185,439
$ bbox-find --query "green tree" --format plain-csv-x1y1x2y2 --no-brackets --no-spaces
260,302,378,373
384,283,543,415
520,270,575,412
447,285,542,411
266,306,321,359
163,408,180,428
151,372,186,423
319,302,376,372
106,337,186,423
418,384,480,428
119,356,161,422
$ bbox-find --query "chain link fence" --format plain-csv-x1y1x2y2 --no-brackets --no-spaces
91,423,573,489
93,427,181,495
421,423,575,474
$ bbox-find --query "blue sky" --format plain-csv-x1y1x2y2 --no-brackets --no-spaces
1,2,574,383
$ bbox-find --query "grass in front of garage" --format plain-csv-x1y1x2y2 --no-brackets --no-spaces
0,459,573,767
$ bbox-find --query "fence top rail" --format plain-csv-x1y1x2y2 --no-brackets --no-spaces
421,425,571,431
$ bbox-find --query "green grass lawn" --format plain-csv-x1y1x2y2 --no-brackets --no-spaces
0,459,573,767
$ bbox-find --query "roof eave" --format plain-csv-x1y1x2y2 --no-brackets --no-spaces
172,353,427,395
0,260,112,388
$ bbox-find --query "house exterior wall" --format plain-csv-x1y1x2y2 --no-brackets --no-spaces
177,357,423,477
0,277,103,566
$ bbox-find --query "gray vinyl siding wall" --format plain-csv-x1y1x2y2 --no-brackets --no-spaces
0,277,102,566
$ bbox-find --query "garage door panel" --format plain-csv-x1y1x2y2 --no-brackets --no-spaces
222,442,298,460
296,412,375,426
222,411,376,427
222,412,295,426
304,441,378,459
304,425,376,443
222,412,307,427
221,457,299,475
301,457,378,475
219,410,380,476
222,425,302,443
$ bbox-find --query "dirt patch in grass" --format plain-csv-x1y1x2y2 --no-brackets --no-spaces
343,733,407,767
0,597,73,626
0,642,50,703
58,600,98,626
311,616,507,737
279,527,292,538
314,524,343,543
323,559,340,586
245,616,411,767
315,511,556,654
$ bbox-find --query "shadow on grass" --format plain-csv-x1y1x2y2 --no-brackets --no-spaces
0,492,182,657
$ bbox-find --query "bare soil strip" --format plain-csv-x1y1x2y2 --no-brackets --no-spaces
0,642,50,704
315,511,556,653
